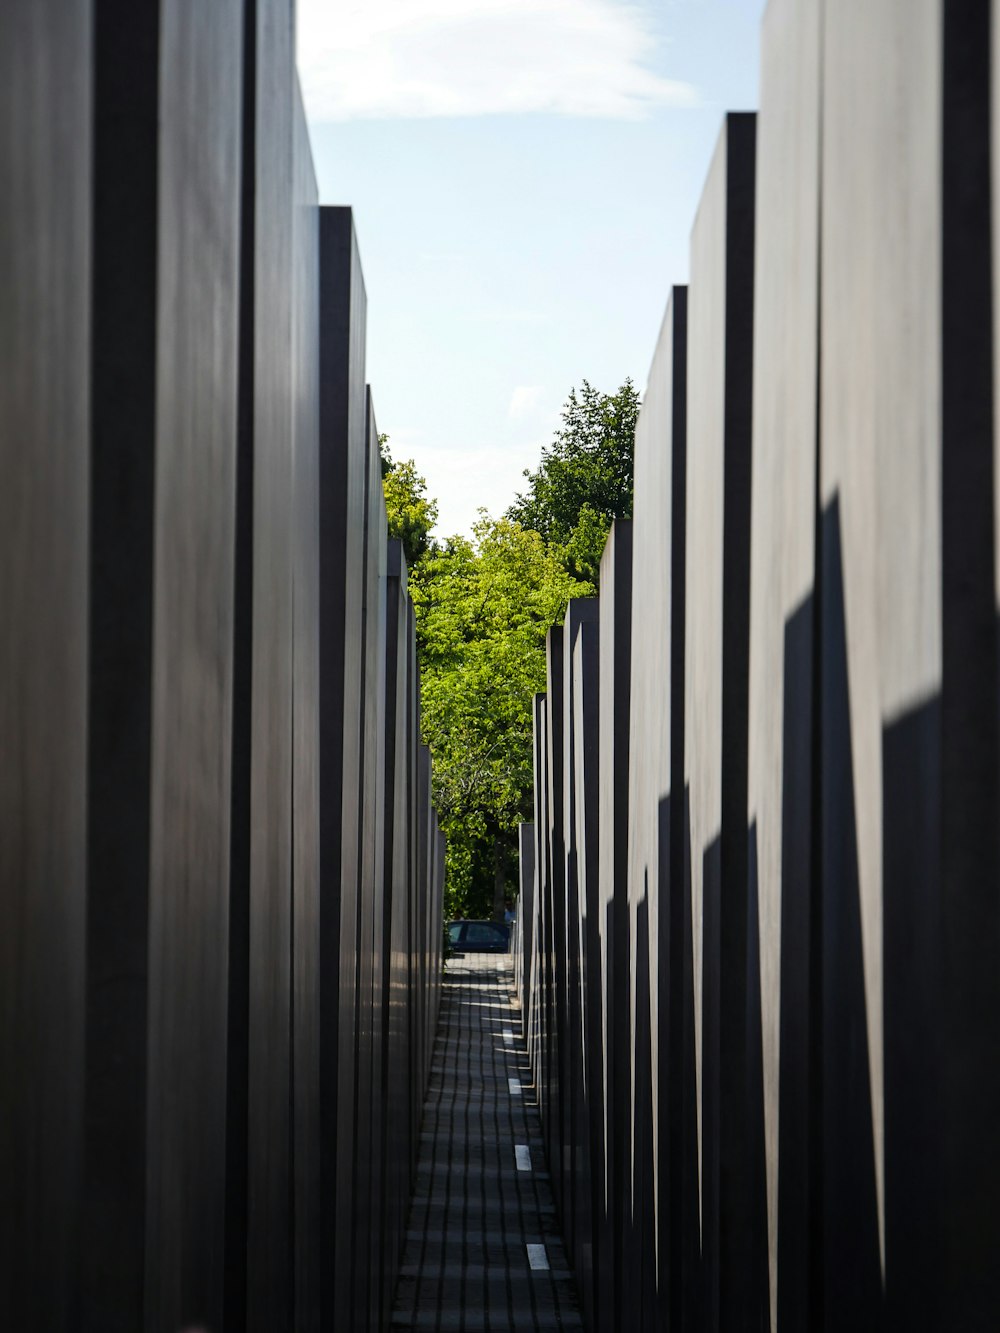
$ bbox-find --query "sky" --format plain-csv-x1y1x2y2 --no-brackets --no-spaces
299,0,769,537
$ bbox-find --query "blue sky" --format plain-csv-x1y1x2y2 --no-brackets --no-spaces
300,0,768,536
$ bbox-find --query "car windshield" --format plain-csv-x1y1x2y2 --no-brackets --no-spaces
465,923,506,944
447,923,463,944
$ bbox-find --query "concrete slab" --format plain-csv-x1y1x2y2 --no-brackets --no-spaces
84,4,243,1327
746,1,821,1326
597,519,633,1332
0,3,91,1326
684,111,756,1331
318,203,368,1329
628,285,690,1331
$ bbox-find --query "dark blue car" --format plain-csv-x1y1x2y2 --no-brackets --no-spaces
447,919,511,954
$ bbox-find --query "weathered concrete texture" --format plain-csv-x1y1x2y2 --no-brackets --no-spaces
597,520,632,1333
406,612,424,1152
355,387,389,1330
684,111,756,1332
83,4,244,1330
626,289,689,1332
570,607,602,1328
746,1,820,1327
820,8,934,1313
560,599,599,1281
236,2,297,1326
2,13,447,1329
527,696,548,1095
936,4,1000,1326
0,3,91,1327
515,820,536,1023
822,4,1000,1327
542,626,565,1214
382,539,413,1320
291,81,322,1331
416,744,436,1101
406,709,436,1160
431,824,446,1033
520,9,1000,1332
318,204,368,1330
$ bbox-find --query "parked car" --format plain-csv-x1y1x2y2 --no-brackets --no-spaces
447,919,511,954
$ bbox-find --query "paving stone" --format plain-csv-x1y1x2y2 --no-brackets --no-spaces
391,956,583,1330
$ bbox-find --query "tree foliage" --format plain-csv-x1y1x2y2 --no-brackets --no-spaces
380,434,439,570
507,379,640,583
381,378,637,920
410,516,589,919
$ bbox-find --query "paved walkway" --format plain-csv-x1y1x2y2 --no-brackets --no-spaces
391,954,582,1330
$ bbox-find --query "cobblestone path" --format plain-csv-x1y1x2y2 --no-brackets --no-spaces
391,953,582,1330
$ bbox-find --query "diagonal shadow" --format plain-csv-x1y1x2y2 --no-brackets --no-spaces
746,823,772,1329
776,593,817,1331
819,496,883,1325
681,786,705,1328
701,833,721,1332
882,695,942,1329
632,887,656,1332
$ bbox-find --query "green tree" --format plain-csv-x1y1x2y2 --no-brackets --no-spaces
507,378,640,583
410,515,590,919
379,434,438,569
380,381,638,919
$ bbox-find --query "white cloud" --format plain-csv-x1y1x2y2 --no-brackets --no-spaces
406,439,541,536
297,0,696,122
381,424,426,452
508,385,544,420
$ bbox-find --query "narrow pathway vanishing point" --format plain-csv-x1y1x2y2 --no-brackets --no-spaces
391,954,582,1330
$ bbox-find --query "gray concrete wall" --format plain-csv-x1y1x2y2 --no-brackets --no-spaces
685,111,756,1332
355,387,389,1329
746,2,820,1326
560,598,599,1271
524,7,1000,1331
629,300,678,1315
291,78,322,1329
626,289,688,1332
244,3,296,1325
571,609,602,1327
515,820,535,1018
318,203,368,1329
84,4,245,1328
597,519,632,1332
821,4,1000,1326
1,14,444,1328
0,3,91,1327
544,625,565,1209
382,537,411,1317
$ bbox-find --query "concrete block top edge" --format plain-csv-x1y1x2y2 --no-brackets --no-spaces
319,204,368,303
601,517,633,563
564,596,600,629
366,385,383,467
320,202,357,229
387,537,409,588
643,284,689,397
691,110,758,239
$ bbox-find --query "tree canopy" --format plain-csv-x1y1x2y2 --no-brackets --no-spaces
506,378,640,583
410,516,589,919
380,433,439,570
381,377,638,920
